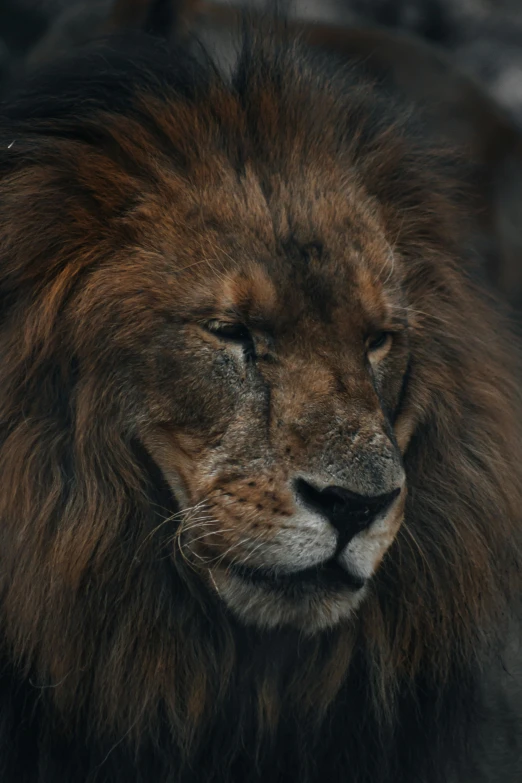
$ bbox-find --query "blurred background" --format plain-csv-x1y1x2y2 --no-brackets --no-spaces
2,0,522,310
2,0,522,126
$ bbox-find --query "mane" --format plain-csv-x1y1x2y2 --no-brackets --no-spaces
0,29,521,783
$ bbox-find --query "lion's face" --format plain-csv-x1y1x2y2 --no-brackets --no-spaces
100,165,410,633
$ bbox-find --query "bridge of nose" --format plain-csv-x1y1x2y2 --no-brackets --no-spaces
271,352,404,490
301,426,404,500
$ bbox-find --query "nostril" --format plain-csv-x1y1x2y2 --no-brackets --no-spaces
326,485,400,521
295,478,401,537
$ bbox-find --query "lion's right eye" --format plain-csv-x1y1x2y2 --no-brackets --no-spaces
204,320,256,358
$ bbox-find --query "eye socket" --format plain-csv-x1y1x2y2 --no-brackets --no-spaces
366,331,393,356
206,320,250,341
204,320,256,358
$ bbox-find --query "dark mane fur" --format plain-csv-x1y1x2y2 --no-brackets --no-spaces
0,28,521,783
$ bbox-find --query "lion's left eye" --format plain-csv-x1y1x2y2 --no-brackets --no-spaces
367,331,393,356
205,320,256,358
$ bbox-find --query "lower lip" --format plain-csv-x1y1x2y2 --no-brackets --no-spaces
230,561,366,592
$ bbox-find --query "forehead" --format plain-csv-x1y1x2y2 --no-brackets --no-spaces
160,160,402,329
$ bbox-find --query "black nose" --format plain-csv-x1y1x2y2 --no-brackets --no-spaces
295,478,401,545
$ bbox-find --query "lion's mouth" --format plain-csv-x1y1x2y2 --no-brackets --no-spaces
229,560,366,593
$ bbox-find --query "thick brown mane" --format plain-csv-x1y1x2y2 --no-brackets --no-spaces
0,29,521,783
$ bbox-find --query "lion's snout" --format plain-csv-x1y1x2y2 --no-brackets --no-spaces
294,477,403,546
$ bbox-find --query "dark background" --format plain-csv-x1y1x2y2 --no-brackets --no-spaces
2,0,522,127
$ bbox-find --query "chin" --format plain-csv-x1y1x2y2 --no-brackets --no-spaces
210,562,369,633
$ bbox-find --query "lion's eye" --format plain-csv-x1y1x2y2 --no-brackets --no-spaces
367,331,393,356
205,320,256,358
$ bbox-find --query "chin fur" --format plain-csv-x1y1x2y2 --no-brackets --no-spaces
211,569,368,632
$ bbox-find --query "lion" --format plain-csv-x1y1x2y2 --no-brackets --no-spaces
0,22,521,783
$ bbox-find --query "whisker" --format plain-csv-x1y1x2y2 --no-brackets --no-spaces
134,503,208,560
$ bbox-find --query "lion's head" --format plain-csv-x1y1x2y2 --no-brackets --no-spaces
140,163,408,633
0,29,521,782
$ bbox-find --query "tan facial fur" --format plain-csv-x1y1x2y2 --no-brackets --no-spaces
138,187,409,632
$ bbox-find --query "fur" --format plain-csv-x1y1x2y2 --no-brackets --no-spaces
0,29,521,783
